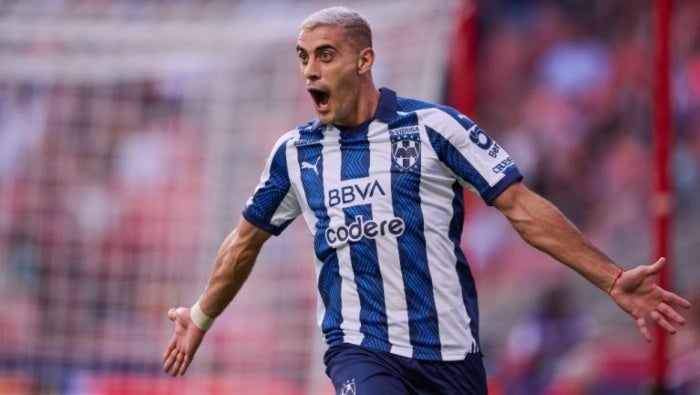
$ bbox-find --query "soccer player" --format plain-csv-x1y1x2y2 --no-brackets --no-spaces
163,6,691,394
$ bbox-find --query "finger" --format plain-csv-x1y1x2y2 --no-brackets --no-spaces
169,356,178,377
645,257,666,276
165,346,186,374
163,338,177,362
662,291,692,309
173,351,187,377
168,308,177,321
177,353,191,376
164,346,183,374
650,310,677,334
163,349,177,374
657,302,686,325
168,352,182,377
636,317,652,343
170,360,180,377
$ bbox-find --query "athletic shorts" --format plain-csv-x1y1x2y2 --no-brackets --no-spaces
323,343,487,395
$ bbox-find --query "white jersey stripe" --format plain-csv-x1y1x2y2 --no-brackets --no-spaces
321,132,364,344
415,122,475,359
367,120,412,357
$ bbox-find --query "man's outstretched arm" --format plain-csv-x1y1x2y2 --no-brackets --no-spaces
492,181,691,341
163,217,272,376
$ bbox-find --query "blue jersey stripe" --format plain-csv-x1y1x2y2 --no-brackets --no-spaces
339,126,371,181
339,127,390,351
344,204,390,352
241,140,293,235
448,181,480,351
392,170,441,360
389,115,441,360
296,133,344,344
425,126,490,196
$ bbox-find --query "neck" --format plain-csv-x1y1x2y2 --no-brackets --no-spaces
336,80,380,127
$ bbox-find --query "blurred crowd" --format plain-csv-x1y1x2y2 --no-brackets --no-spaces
467,0,699,271
467,0,700,394
0,80,208,371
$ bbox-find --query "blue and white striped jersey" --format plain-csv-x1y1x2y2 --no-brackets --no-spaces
242,88,522,361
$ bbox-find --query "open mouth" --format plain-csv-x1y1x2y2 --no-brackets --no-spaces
308,88,330,112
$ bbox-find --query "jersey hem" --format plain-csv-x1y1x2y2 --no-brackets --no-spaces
335,337,479,361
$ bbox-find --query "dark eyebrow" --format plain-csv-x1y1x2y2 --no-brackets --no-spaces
296,44,337,54
314,44,336,53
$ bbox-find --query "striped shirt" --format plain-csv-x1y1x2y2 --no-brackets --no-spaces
242,88,522,361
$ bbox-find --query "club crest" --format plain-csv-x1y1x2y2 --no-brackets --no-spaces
340,379,356,395
391,137,421,171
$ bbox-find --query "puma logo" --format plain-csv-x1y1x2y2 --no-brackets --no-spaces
301,157,320,175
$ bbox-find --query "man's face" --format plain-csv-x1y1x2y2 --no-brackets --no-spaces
296,25,363,125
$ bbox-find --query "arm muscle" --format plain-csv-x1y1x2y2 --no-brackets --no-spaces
492,182,620,292
197,217,272,317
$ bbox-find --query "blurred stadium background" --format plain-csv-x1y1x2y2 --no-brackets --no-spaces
0,0,698,394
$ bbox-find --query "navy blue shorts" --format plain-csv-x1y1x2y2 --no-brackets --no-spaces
324,343,487,395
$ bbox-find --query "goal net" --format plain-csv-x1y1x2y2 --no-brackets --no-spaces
0,1,459,394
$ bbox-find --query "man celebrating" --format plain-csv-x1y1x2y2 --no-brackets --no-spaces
163,6,690,394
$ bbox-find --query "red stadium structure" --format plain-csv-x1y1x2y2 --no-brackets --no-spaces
449,0,679,393
651,0,673,393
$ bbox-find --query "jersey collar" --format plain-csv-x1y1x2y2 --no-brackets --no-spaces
333,88,397,136
375,87,397,123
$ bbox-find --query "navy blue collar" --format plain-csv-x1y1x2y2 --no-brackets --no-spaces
333,87,397,128
334,88,396,136
374,87,397,123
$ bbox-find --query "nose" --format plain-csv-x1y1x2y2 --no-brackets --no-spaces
303,58,320,82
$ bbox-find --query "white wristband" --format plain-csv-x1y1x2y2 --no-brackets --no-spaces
190,301,215,331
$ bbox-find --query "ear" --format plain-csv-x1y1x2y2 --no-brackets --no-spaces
357,47,375,75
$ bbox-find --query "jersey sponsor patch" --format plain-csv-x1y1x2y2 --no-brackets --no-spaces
327,178,386,208
325,215,405,248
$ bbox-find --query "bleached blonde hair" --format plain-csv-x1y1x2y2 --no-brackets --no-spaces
300,6,373,50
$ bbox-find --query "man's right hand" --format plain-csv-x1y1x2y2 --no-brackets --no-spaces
163,307,206,376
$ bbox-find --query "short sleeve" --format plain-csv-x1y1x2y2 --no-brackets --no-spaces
242,136,301,235
426,107,522,205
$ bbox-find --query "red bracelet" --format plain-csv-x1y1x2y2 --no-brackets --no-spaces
607,267,623,295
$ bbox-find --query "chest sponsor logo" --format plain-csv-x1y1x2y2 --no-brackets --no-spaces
327,179,386,208
325,215,405,248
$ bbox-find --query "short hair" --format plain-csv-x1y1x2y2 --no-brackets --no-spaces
300,6,373,50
